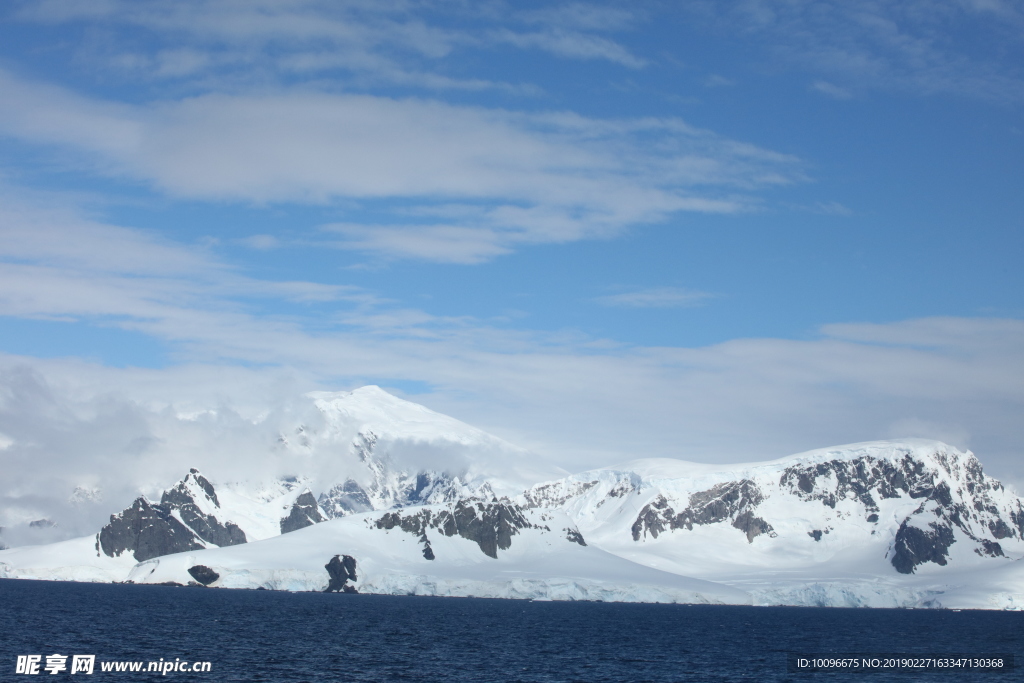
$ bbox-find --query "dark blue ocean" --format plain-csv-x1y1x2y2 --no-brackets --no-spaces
1,579,1020,682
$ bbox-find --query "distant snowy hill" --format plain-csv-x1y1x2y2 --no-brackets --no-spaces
3,388,1024,609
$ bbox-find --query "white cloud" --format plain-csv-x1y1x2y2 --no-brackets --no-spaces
322,223,513,265
239,234,280,250
595,287,716,309
4,189,1021,492
0,69,802,262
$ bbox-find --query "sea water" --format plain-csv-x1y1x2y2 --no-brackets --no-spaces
1,579,1020,682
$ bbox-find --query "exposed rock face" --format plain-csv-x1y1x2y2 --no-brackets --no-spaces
280,491,326,534
187,564,219,586
891,521,956,574
162,472,246,547
375,499,538,559
781,456,950,517
99,469,246,562
324,554,358,592
100,498,205,561
632,480,775,544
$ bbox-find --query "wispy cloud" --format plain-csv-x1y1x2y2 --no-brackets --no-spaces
487,29,646,68
14,0,648,88
596,287,716,309
689,0,1024,102
0,68,804,263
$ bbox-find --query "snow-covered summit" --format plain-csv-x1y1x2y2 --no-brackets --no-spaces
308,386,509,448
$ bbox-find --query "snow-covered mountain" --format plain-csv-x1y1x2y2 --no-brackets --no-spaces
518,440,1024,607
3,387,1024,609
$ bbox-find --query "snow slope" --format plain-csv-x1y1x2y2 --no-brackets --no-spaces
124,507,749,605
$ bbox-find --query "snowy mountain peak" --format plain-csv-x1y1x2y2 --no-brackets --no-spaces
308,386,508,448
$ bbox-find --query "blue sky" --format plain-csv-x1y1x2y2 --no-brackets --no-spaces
0,1,1023,482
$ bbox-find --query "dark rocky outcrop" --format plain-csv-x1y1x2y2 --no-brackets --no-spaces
187,564,219,586
99,469,247,562
732,510,773,543
324,555,358,592
280,491,326,534
631,480,775,543
976,539,1005,558
100,497,206,562
375,500,537,559
891,520,956,574
28,519,56,528
565,528,587,546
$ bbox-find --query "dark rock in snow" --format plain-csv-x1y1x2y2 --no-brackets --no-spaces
161,472,246,547
187,564,220,586
99,497,206,562
565,528,587,546
976,539,1004,558
631,480,775,543
891,520,955,574
808,530,823,542
324,554,358,592
375,499,536,559
280,491,326,534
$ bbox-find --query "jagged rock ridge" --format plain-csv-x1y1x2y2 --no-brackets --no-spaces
99,470,247,562
374,499,543,559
